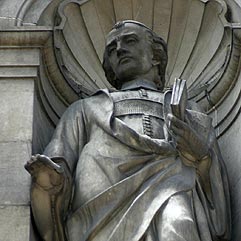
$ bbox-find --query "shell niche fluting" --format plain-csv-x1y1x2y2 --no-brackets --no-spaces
37,0,241,138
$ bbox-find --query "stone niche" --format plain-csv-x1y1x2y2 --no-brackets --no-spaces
0,0,240,240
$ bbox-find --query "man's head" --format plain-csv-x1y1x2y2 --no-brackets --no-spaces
102,20,168,90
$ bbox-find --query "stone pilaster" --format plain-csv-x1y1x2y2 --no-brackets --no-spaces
0,27,51,241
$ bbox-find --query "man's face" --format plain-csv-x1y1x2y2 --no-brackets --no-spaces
106,23,154,83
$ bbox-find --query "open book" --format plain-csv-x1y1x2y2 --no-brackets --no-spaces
170,78,187,121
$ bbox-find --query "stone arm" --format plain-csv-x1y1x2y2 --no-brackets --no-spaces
25,155,72,241
166,107,231,238
25,100,87,241
166,111,213,197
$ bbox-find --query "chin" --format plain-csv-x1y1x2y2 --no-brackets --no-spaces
116,65,139,80
116,73,136,83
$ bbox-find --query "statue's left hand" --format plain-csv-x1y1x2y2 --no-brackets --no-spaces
25,154,65,193
167,113,209,164
25,155,71,241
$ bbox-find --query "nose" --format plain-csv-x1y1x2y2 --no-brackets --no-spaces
116,40,122,51
116,40,127,56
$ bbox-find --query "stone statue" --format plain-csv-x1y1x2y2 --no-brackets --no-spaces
25,20,231,241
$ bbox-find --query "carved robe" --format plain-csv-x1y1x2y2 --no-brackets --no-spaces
44,85,230,241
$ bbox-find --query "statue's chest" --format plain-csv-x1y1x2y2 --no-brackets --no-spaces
111,89,165,139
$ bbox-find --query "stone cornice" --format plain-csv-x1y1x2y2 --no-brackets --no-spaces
0,26,52,47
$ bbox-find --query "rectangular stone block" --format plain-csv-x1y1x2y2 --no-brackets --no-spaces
0,27,52,46
0,48,40,66
0,141,31,205
0,66,37,77
0,78,34,142
0,205,30,241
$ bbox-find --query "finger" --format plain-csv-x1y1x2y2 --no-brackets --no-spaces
39,155,64,174
175,136,190,149
167,114,188,130
29,156,36,162
38,154,52,162
170,125,192,146
172,118,188,131
176,142,190,151
170,125,185,138
35,154,41,159
167,113,176,126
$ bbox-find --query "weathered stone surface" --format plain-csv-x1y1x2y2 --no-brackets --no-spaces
0,48,39,66
0,66,37,77
0,0,25,27
0,205,30,241
23,0,53,26
0,141,31,205
32,93,55,154
219,113,241,241
0,27,52,46
0,79,34,142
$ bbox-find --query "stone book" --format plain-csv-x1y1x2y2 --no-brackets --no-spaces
170,78,187,121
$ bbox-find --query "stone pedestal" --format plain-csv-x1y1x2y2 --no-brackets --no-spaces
0,28,51,241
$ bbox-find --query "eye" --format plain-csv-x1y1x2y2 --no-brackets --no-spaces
125,37,137,45
108,46,116,56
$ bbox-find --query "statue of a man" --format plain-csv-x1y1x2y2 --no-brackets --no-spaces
25,20,231,241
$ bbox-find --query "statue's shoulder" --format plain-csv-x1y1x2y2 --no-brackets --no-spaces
68,89,113,116
68,89,110,109
84,88,112,105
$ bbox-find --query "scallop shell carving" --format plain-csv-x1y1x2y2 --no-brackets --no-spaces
54,0,236,113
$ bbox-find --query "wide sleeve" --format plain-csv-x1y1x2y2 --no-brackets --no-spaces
185,109,231,240
43,100,87,174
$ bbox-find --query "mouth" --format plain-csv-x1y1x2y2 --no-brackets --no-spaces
119,56,132,64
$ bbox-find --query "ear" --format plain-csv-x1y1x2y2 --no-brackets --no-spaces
152,59,160,66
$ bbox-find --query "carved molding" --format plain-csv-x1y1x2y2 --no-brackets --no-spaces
0,27,52,80
0,26,52,46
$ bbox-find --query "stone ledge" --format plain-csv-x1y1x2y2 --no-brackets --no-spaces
0,48,40,66
0,26,52,46
0,66,38,78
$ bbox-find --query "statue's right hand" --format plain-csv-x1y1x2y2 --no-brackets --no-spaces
25,154,65,192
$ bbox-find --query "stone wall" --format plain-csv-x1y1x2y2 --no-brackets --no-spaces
0,27,51,240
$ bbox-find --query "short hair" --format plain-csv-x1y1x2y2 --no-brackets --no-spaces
102,20,168,90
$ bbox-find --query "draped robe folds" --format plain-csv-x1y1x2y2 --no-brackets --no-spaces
43,89,231,241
